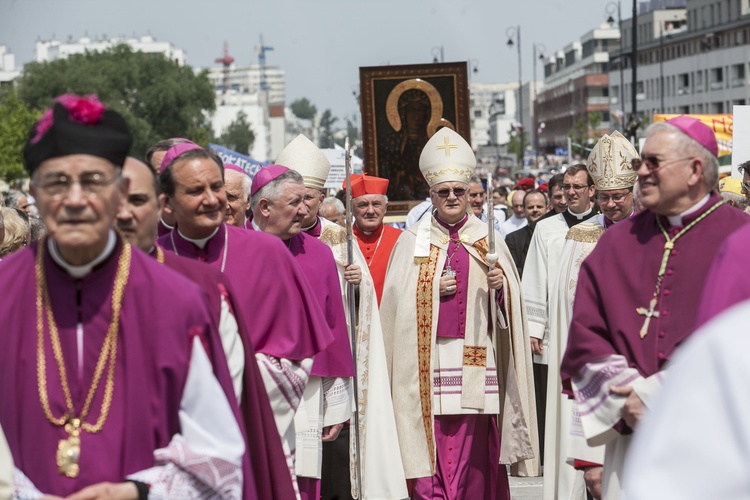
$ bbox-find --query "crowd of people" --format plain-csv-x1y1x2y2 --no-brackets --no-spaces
1,93,749,500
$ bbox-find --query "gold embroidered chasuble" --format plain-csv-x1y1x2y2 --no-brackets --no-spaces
381,213,540,479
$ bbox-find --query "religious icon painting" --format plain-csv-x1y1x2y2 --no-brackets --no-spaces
359,62,471,202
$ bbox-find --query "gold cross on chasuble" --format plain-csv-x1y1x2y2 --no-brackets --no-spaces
436,136,458,156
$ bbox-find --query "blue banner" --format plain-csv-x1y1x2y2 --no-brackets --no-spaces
555,147,569,156
208,143,265,178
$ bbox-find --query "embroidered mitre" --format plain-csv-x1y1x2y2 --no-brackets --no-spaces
586,131,639,191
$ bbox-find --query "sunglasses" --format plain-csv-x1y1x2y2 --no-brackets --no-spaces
432,187,467,198
631,156,693,171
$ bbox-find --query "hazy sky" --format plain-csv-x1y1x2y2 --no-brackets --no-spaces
2,0,619,121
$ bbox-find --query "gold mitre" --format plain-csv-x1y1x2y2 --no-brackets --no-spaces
419,128,475,187
275,134,330,191
586,131,638,191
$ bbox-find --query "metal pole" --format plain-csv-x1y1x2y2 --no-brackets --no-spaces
618,1,625,126
660,30,665,112
517,26,524,165
630,0,638,141
343,137,363,500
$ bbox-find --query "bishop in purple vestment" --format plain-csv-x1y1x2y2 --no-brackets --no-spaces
560,116,750,500
3,94,253,499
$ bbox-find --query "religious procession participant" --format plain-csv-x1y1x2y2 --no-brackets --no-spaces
717,175,747,210
0,207,28,258
2,94,253,499
522,163,597,468
505,189,548,278
276,135,407,499
622,300,750,500
349,173,402,304
560,116,749,500
0,425,10,500
156,143,334,493
116,157,295,499
499,189,527,237
543,132,638,500
319,196,345,226
538,173,567,221
381,128,538,500
144,137,195,236
249,165,354,500
224,163,252,228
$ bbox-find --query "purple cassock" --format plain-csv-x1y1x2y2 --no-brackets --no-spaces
157,218,173,238
280,231,354,378
561,194,749,391
151,247,296,500
158,222,334,360
0,238,256,498
696,223,750,327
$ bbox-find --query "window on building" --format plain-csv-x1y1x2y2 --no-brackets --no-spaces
474,109,482,118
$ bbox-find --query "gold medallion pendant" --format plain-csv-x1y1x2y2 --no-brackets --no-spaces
56,419,82,478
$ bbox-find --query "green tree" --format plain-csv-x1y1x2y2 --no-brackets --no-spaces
568,112,603,156
506,126,526,166
218,111,255,154
290,98,317,120
319,109,337,148
0,89,41,181
16,44,216,158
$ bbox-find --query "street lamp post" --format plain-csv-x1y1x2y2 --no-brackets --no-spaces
468,59,479,82
507,26,523,166
606,1,625,126
432,46,444,63
630,0,639,141
533,43,545,155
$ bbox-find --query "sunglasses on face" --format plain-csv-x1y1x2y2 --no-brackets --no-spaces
631,156,693,171
432,187,467,198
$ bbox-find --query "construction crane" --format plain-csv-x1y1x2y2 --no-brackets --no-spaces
255,35,273,92
215,41,234,96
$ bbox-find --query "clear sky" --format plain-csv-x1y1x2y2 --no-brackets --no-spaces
2,0,623,121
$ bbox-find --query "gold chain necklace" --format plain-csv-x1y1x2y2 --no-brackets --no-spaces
36,240,132,478
155,245,165,264
636,201,724,338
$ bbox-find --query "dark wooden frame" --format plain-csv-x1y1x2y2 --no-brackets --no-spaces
359,62,470,201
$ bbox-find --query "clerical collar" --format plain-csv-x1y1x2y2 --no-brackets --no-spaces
667,194,710,227
435,213,468,231
250,219,261,231
301,217,319,233
159,218,174,230
49,229,117,279
567,206,593,220
178,226,219,249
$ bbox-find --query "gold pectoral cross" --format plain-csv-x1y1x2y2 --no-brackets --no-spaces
57,418,81,478
636,297,660,339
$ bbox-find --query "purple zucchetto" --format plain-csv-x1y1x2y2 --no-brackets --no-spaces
160,143,204,173
250,165,290,196
666,115,719,158
224,163,250,176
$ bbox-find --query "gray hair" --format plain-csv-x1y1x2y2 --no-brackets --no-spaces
29,216,46,243
3,190,25,209
250,170,304,212
321,196,345,215
0,207,28,257
645,122,719,188
721,191,748,210
468,175,484,186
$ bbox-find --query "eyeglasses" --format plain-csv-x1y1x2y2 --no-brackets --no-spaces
742,181,750,192
34,172,119,199
631,156,693,172
432,187,467,198
597,191,632,204
562,184,589,192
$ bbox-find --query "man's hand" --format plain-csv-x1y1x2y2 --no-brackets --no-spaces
321,423,344,442
530,338,544,356
610,385,645,429
583,466,603,500
65,482,138,500
439,274,457,297
487,268,503,290
343,264,361,285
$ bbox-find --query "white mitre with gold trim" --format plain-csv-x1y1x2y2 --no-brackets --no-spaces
275,134,330,191
586,130,639,191
418,128,475,187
